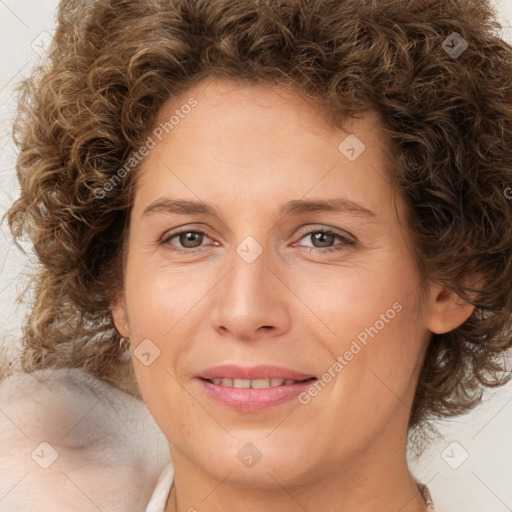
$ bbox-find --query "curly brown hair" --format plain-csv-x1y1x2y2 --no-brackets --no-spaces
4,0,512,436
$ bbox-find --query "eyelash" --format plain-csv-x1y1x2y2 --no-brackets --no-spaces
159,227,356,255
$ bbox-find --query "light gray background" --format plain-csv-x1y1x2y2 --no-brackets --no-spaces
1,1,512,511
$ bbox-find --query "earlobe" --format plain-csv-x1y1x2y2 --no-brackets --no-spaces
110,295,130,338
425,284,476,334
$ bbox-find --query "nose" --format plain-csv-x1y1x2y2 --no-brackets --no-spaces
210,241,292,342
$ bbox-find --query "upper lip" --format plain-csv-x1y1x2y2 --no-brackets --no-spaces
196,365,316,381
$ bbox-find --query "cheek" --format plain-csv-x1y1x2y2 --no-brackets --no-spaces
123,252,207,336
360,301,425,380
296,258,422,346
332,298,426,422
311,257,426,393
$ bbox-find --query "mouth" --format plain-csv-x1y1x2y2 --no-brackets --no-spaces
194,365,318,412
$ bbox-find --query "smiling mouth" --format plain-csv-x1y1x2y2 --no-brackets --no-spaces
199,377,317,388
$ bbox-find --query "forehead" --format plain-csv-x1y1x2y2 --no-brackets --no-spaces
133,78,396,219
151,77,389,151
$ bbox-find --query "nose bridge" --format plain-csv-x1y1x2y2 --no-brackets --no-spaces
211,233,290,338
225,234,274,311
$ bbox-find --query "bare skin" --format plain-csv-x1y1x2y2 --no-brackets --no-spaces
112,78,474,512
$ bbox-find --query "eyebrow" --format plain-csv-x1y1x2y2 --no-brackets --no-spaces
142,197,376,219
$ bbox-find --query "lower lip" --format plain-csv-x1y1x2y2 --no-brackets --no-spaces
196,378,317,412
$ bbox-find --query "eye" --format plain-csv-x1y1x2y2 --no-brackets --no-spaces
160,229,214,254
294,228,356,253
159,226,356,255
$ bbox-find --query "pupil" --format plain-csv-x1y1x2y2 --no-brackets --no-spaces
314,232,333,247
181,232,202,248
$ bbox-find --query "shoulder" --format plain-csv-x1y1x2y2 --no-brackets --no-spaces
0,367,170,511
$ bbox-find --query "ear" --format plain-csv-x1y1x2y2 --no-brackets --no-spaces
110,292,130,339
425,282,476,334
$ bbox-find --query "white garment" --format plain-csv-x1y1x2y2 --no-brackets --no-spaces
145,463,438,512
145,463,174,512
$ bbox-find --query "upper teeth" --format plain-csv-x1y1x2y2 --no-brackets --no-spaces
210,378,299,388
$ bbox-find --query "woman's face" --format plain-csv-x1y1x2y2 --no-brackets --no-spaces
112,78,467,490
